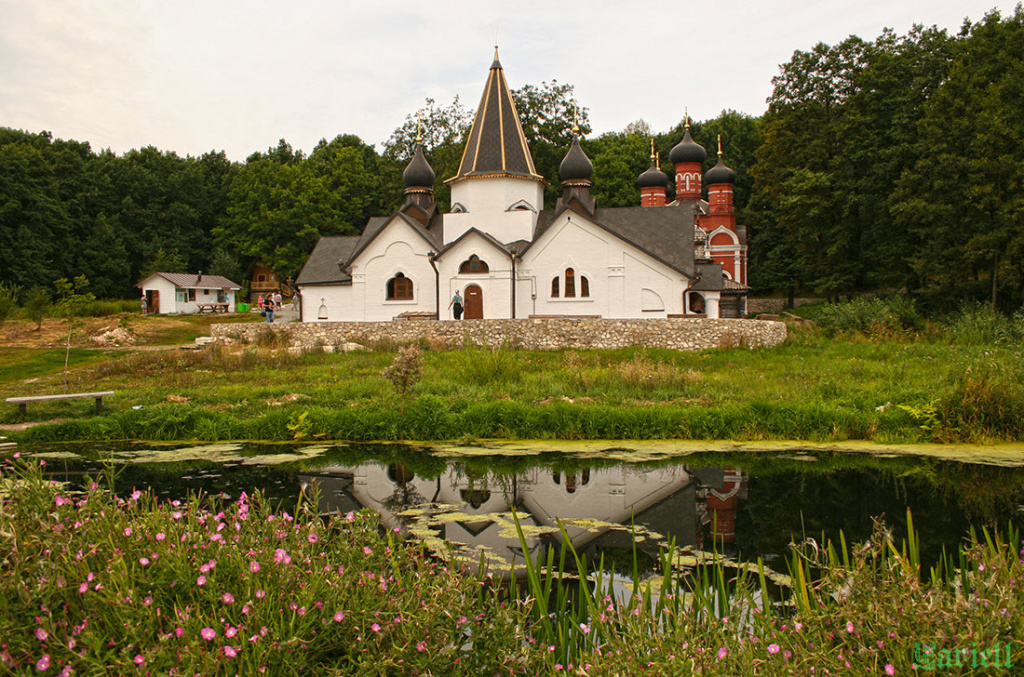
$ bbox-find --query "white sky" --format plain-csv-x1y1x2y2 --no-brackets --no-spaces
0,0,1016,160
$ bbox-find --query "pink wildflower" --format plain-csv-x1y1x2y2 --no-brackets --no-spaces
222,592,235,604
273,548,291,565
371,623,381,633
307,533,319,544
717,647,727,660
345,511,355,521
78,582,88,594
256,589,265,599
201,628,216,641
35,628,47,641
333,611,345,622
226,626,238,638
35,655,50,671
416,641,427,652
139,557,150,566
156,532,165,541
197,575,207,586
123,527,132,537
768,644,780,655
249,561,260,573
224,646,237,657
363,546,373,555
175,627,184,637
846,621,855,634
133,655,144,665
885,666,895,676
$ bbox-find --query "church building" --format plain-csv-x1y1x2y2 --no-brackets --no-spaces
296,50,748,322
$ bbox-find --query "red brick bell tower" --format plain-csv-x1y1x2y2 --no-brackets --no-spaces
669,112,706,201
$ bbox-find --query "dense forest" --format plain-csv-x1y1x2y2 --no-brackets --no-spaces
1,8,1021,313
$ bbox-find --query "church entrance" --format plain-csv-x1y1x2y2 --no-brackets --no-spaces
464,285,483,319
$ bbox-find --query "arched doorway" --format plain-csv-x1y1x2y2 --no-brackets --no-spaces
464,284,483,319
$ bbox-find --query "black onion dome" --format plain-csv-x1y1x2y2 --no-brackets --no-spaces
403,145,435,189
669,130,707,164
704,157,736,185
559,136,593,183
636,159,668,188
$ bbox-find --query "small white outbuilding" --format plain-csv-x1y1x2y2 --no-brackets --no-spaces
137,272,241,315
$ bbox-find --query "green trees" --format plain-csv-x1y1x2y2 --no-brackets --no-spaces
893,8,1024,311
219,137,374,281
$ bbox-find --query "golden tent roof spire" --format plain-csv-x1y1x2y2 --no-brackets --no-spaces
448,50,543,185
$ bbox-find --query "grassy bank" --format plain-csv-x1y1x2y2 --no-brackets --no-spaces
0,310,1022,444
2,457,1021,675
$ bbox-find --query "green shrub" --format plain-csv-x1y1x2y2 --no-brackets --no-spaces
936,360,1024,441
22,286,50,329
814,297,922,337
0,281,19,327
946,303,1023,345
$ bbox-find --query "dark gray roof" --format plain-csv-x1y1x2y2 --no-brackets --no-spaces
689,261,726,291
141,273,240,289
448,50,544,185
295,236,360,286
532,204,699,278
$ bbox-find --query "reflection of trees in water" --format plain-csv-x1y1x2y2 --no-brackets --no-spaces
381,464,428,524
929,464,1024,524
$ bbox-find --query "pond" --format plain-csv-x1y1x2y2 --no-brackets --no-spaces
16,440,1024,581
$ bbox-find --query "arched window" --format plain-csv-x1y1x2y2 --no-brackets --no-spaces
551,277,560,298
459,255,489,274
565,268,576,298
386,273,413,300
580,276,589,298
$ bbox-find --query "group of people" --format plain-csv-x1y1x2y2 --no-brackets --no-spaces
257,291,285,323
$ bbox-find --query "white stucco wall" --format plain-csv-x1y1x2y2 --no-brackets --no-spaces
517,213,695,319
436,234,514,320
446,176,543,244
301,219,437,323
140,277,178,314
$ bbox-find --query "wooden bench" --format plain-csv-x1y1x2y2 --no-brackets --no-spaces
7,391,115,415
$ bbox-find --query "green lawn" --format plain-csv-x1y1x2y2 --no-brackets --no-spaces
1,326,1021,444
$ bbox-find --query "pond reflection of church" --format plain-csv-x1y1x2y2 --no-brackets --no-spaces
299,462,746,573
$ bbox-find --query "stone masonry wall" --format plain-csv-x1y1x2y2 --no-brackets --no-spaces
211,318,787,352
747,298,823,314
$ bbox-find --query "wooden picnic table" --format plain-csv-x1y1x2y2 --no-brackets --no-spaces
196,302,230,314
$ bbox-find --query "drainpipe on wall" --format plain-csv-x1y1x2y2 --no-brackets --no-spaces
428,252,439,320
510,252,517,319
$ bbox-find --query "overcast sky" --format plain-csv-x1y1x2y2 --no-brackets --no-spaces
0,0,1016,160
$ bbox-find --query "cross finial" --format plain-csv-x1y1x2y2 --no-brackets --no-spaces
684,107,690,131
415,111,423,145
572,100,580,136
650,138,656,162
717,134,723,158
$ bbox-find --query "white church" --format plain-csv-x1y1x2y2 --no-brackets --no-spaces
296,50,748,322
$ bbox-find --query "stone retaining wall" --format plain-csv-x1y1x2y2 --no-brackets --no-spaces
747,297,823,314
211,318,787,352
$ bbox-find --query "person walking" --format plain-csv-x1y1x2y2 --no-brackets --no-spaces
273,291,283,309
448,290,464,320
263,294,275,323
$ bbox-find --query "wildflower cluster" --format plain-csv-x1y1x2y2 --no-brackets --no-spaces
0,457,537,675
